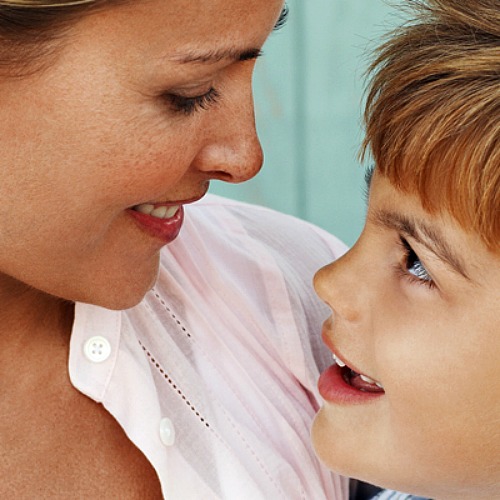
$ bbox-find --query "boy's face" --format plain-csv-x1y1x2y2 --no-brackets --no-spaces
312,172,500,500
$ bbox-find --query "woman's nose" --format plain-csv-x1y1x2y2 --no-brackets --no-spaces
313,250,363,324
192,85,263,183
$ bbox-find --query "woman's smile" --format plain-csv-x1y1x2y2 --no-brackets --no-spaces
128,191,206,243
0,0,284,310
129,205,184,244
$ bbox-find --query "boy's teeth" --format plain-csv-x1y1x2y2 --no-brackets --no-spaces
360,373,384,389
360,374,377,384
332,354,346,367
134,204,180,219
333,353,385,389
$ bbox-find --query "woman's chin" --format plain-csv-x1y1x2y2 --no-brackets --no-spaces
99,281,155,311
92,291,149,311
72,267,159,311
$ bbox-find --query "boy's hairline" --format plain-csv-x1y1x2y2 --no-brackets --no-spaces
361,0,499,252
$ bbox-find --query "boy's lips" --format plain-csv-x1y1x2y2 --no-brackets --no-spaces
332,353,384,391
319,325,385,405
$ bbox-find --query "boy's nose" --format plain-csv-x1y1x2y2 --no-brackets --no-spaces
314,251,363,324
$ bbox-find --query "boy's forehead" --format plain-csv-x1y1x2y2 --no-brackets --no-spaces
369,142,499,253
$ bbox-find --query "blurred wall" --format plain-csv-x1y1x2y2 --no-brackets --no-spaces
210,0,395,246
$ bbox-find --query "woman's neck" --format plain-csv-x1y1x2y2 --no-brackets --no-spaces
0,274,74,380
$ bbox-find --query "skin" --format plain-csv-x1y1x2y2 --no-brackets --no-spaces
312,172,500,500
0,0,284,312
0,0,284,495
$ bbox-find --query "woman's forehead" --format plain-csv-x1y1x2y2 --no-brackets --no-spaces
61,0,284,67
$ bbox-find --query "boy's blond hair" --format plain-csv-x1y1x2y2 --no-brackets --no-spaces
362,0,499,250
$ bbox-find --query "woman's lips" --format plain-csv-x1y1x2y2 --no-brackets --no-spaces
127,190,207,244
128,204,184,244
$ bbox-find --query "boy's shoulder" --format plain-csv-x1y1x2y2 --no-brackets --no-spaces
370,490,430,500
350,481,430,500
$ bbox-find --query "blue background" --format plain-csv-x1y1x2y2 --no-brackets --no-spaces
211,0,398,246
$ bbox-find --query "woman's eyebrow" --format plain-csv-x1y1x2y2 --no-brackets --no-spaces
171,47,263,64
168,6,288,65
373,210,471,280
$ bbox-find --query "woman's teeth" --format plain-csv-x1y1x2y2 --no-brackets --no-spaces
133,204,180,219
332,353,384,390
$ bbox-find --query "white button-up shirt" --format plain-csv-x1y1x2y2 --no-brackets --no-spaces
69,195,349,499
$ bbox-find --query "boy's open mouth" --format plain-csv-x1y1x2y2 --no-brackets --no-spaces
333,354,385,393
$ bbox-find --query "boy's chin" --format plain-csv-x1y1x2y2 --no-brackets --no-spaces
312,408,398,493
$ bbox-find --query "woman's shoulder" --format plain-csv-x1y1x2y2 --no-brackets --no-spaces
187,193,348,259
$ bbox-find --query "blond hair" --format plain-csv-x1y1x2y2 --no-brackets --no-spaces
362,0,499,250
0,0,128,74
0,0,95,6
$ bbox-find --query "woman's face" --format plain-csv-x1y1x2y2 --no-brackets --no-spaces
312,172,500,500
0,0,284,308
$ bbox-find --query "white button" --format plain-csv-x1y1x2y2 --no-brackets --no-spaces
159,417,176,446
84,336,111,363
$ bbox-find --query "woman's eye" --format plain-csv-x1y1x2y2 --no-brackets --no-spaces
399,237,435,288
165,87,220,115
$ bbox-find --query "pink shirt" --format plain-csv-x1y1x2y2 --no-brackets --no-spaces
69,195,349,499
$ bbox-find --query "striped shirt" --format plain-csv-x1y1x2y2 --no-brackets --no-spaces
373,490,430,500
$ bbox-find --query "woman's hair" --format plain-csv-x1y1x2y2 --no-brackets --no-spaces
361,0,499,250
0,0,128,75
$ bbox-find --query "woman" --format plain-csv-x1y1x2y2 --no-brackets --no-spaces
0,0,348,498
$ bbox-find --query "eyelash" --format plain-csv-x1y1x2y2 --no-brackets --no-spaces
397,236,436,289
363,164,375,205
166,87,221,115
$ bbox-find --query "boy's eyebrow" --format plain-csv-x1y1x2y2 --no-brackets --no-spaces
373,210,471,280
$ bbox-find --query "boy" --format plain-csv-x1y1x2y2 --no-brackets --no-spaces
311,1,499,499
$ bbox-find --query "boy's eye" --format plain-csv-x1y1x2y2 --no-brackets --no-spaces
399,237,435,288
165,87,220,115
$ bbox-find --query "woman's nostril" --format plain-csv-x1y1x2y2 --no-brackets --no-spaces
195,138,263,184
